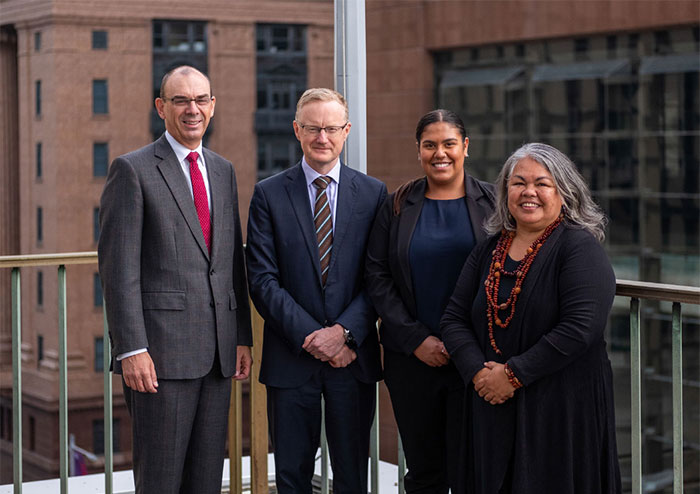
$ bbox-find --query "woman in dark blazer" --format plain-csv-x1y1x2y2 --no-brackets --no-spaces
366,109,494,493
441,143,621,493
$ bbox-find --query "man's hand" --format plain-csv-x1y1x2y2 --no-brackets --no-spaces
328,345,357,368
413,335,449,367
122,352,158,393
302,324,346,361
234,345,252,380
473,361,515,405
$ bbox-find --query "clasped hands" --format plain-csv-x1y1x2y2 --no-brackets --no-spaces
473,361,516,405
302,323,356,368
414,335,450,367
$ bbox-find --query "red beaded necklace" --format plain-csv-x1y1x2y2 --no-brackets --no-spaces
484,216,563,355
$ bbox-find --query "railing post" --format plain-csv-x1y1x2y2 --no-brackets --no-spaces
228,379,243,494
320,398,330,494
58,265,68,493
103,306,113,494
397,435,406,494
250,306,268,493
11,267,22,494
671,302,683,494
369,383,379,493
630,297,642,494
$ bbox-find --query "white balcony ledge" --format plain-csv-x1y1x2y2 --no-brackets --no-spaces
0,452,401,493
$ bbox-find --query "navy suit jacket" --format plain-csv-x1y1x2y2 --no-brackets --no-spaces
246,162,387,388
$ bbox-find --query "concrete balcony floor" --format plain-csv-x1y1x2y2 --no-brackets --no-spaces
0,453,401,493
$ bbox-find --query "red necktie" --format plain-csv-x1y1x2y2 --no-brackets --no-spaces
186,151,211,252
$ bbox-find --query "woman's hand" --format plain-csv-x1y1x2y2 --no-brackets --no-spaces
413,335,450,367
473,361,515,405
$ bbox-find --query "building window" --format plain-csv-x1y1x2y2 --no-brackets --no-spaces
37,272,43,306
37,207,43,243
29,416,36,451
34,31,41,51
92,80,108,114
92,30,108,50
153,20,206,53
93,207,100,243
37,334,44,363
93,418,120,455
36,142,42,178
94,273,102,307
94,337,104,372
255,24,307,180
35,80,41,116
256,24,306,53
151,20,208,141
93,142,109,177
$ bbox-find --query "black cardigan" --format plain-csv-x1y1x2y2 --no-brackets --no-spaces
365,172,495,355
441,225,621,494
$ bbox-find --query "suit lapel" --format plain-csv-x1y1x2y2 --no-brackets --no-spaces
155,137,210,260
285,164,322,282
328,165,357,275
396,179,426,310
204,149,224,262
465,173,492,243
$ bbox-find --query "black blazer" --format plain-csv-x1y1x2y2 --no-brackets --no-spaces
246,162,387,388
365,172,495,355
440,226,620,494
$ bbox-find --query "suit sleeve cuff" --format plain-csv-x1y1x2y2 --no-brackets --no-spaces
116,348,147,361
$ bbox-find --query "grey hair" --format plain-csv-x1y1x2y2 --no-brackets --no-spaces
485,142,607,242
295,88,349,122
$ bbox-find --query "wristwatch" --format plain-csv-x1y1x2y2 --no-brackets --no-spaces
343,327,357,349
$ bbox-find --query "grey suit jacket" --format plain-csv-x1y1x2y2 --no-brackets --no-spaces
98,134,252,379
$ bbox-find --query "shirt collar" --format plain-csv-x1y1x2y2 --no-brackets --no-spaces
164,130,204,165
301,157,341,187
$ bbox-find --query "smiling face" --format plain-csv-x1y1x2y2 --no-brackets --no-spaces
293,99,350,174
418,121,469,191
507,157,563,236
155,69,215,149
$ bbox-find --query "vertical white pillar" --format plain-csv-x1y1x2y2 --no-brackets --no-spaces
335,0,367,173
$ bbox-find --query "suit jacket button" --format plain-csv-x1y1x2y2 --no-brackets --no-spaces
209,269,215,276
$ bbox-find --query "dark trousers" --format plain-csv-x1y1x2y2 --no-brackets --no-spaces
122,358,231,494
267,366,376,494
384,350,464,494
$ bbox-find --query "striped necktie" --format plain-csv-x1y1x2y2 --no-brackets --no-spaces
313,176,333,285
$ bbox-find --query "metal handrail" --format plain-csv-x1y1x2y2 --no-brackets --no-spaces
1,252,698,493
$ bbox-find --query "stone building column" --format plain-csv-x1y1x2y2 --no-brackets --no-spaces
0,25,20,377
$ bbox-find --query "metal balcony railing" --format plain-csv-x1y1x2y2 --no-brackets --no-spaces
1,253,698,493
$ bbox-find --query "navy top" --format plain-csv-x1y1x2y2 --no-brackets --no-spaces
409,197,475,335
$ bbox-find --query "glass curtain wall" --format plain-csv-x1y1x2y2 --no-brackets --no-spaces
435,26,699,493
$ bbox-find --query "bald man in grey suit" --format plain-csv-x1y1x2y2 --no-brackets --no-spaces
98,66,252,494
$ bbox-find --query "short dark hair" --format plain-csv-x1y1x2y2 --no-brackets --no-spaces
159,65,212,99
415,109,466,143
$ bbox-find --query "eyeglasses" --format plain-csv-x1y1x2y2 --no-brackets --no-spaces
297,122,348,136
163,96,213,107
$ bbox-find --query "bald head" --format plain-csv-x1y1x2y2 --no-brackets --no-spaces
160,66,212,99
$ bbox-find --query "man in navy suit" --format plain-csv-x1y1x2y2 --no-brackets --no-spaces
246,88,387,494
